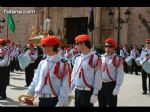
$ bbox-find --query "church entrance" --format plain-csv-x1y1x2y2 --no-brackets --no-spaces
64,17,88,44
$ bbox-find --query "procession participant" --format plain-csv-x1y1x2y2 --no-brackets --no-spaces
130,45,140,75
26,36,71,107
15,44,23,71
5,39,11,86
24,41,38,87
5,39,11,46
71,34,102,107
120,44,129,73
9,42,17,73
58,47,65,57
98,37,124,107
34,45,44,69
0,39,10,100
139,38,150,94
64,48,72,59
70,45,80,67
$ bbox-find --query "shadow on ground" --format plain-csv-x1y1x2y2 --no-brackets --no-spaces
10,74,21,77
9,84,27,90
15,72,25,74
12,77,25,80
0,97,19,106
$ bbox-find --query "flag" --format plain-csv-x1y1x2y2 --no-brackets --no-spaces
7,14,16,33
88,8,94,32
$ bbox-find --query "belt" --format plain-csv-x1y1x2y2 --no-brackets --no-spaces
75,86,92,91
102,80,114,83
40,94,56,98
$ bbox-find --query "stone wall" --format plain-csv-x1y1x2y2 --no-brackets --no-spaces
0,7,37,46
1,7,150,48
127,7,150,46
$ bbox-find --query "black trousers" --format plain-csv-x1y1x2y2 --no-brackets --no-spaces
75,89,93,107
10,59,15,72
141,69,150,92
25,63,35,86
6,66,10,85
15,58,21,71
98,82,117,107
38,97,58,107
131,59,138,75
0,66,9,98
123,58,128,73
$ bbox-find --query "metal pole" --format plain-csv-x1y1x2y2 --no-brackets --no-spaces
46,20,47,32
7,7,9,39
92,31,94,46
7,21,8,39
117,7,121,54
48,7,49,18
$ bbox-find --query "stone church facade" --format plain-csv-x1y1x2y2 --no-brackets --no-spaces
0,7,149,47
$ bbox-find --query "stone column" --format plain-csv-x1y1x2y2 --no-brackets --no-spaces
44,7,49,20
113,7,119,44
93,7,101,46
39,9,44,27
35,8,40,31
120,7,129,47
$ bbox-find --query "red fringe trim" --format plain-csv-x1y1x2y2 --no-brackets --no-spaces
54,61,72,88
88,54,100,68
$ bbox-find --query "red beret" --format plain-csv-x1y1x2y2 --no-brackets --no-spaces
66,48,71,52
75,34,90,43
105,37,117,49
5,39,11,43
28,41,35,47
40,36,60,46
145,38,150,43
0,39,6,44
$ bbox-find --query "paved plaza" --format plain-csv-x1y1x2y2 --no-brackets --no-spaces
0,70,150,107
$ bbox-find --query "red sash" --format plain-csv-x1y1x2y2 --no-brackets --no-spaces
102,63,115,81
35,69,58,98
33,62,56,100
102,55,120,81
88,54,101,68
79,67,92,88
9,46,14,53
71,57,87,83
72,54,101,88
2,48,9,56
46,70,57,97
54,61,72,88
24,59,72,101
112,55,123,67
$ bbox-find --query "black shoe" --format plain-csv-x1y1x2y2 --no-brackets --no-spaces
7,83,10,86
25,85,28,87
135,72,139,75
0,96,6,100
142,91,147,94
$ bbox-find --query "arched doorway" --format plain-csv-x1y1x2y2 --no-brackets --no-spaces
64,17,88,44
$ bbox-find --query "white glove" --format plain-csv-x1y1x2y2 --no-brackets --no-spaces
56,103,64,107
71,84,75,91
112,89,119,96
90,94,98,104
56,100,64,107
